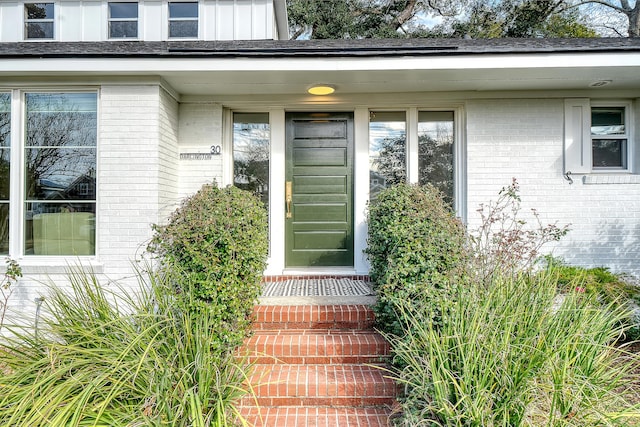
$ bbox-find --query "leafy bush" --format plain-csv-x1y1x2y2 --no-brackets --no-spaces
365,183,467,337
469,178,570,283
389,271,640,426
545,257,640,341
148,183,268,353
0,266,252,426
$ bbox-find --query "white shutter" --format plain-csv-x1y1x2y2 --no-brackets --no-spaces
564,98,591,174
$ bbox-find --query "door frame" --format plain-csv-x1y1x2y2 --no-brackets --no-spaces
225,104,464,276
258,107,371,276
284,111,355,268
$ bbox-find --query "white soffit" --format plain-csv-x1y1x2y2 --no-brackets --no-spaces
0,52,639,95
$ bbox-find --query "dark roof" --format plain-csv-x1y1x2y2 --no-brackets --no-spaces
0,37,639,59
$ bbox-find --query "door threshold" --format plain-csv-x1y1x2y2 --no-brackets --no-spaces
264,267,369,283
282,267,356,276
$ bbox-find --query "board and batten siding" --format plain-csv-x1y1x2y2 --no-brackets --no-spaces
466,98,640,275
0,0,277,42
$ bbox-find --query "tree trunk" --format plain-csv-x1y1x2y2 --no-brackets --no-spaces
628,5,640,37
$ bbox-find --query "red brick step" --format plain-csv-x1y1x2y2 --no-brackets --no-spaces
252,304,375,331
240,304,397,427
243,330,390,364
238,406,394,427
244,364,397,407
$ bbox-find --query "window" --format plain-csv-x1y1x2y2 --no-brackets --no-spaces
0,94,10,255
24,93,97,255
24,3,54,39
419,111,455,202
369,111,406,198
109,2,138,39
564,99,633,174
591,106,628,169
233,113,270,209
169,2,198,38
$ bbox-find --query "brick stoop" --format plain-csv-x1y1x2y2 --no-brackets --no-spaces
238,305,398,427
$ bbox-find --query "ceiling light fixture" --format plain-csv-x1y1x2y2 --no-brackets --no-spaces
307,84,336,96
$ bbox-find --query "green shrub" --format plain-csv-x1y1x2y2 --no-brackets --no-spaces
389,271,640,426
545,257,640,341
0,266,252,426
365,183,467,337
148,183,268,353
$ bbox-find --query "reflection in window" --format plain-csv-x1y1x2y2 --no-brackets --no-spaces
169,2,198,38
418,111,454,203
0,94,10,254
25,3,54,39
369,111,406,198
591,107,627,169
109,2,138,38
24,93,97,255
233,113,269,210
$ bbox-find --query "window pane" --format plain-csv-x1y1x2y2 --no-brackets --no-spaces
26,93,97,147
169,21,198,38
0,204,7,255
0,148,9,201
591,107,625,136
0,94,10,255
169,2,198,18
109,21,138,38
25,3,54,19
109,2,138,19
26,22,54,39
418,111,454,203
26,203,95,256
233,113,270,209
369,111,406,198
25,147,96,200
592,139,626,168
24,93,97,256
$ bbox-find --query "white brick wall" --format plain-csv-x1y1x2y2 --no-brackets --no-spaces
98,85,164,279
158,88,180,220
466,98,640,276
177,102,224,198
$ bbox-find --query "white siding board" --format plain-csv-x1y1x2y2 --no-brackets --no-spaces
59,1,82,41
82,1,103,41
235,0,253,40
1,2,21,42
143,1,163,41
0,0,278,42
216,1,235,40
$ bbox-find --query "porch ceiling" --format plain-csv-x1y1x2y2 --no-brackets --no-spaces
158,66,640,96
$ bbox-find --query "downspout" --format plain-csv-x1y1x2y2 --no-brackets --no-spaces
273,0,289,40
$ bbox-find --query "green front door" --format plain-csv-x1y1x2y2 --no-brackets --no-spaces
285,112,354,267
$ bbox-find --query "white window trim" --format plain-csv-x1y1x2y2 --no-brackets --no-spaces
166,1,200,40
107,1,140,40
2,88,100,263
23,2,57,41
591,100,632,172
564,98,634,175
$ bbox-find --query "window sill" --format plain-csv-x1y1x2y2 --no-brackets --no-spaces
582,174,640,185
0,258,104,275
